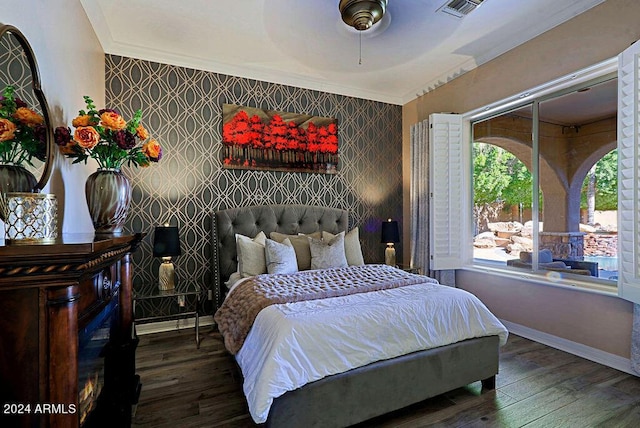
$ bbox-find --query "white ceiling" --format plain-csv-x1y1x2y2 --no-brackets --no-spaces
80,0,605,105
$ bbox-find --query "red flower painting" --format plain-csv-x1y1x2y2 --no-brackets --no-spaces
222,104,338,174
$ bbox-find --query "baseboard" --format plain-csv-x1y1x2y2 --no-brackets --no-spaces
501,320,635,376
135,315,215,336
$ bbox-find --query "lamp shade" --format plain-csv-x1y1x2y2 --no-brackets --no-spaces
381,219,400,244
153,225,182,257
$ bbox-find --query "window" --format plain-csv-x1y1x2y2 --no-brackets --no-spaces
471,78,617,283
428,41,640,304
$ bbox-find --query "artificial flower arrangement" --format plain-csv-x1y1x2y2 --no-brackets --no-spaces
0,85,47,166
54,96,162,169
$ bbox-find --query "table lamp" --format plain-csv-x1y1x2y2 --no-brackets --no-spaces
381,218,400,266
153,224,182,291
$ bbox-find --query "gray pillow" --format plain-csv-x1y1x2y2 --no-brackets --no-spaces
309,233,348,270
265,238,298,274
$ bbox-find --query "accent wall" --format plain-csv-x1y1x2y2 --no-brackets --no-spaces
104,55,403,318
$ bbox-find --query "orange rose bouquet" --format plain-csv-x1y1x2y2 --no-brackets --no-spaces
54,96,162,169
0,85,47,166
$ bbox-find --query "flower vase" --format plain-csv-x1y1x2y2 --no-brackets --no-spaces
85,168,132,236
0,164,38,221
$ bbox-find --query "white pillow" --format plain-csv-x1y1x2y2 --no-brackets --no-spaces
309,232,348,270
322,227,365,266
236,231,267,277
224,271,243,289
265,238,298,274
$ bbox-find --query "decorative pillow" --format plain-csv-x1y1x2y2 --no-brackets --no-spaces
322,227,365,266
309,232,348,270
539,261,570,270
224,271,243,289
236,231,267,277
270,231,321,270
265,238,298,274
519,249,553,264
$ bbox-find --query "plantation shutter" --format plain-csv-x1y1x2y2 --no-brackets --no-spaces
618,40,640,304
429,113,465,270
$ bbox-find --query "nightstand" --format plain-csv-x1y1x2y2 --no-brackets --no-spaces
397,264,422,274
133,285,205,348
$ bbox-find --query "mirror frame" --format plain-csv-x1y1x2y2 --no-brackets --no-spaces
0,24,53,191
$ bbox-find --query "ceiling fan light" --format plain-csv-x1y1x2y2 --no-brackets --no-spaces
339,0,387,31
353,10,375,30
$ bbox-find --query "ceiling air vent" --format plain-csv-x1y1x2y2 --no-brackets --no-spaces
438,0,485,18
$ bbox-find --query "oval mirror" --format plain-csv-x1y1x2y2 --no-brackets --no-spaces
0,24,53,191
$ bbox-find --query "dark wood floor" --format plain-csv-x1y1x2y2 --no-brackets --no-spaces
132,327,640,428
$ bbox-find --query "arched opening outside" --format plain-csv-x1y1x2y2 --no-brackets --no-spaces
471,102,618,279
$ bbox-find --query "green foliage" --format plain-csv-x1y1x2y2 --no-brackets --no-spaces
474,143,618,218
502,158,534,209
473,143,533,207
473,143,510,203
581,149,617,210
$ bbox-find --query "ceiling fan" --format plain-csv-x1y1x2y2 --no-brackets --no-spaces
339,0,388,31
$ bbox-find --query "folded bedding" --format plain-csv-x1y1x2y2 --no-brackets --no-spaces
215,264,431,354
214,264,509,423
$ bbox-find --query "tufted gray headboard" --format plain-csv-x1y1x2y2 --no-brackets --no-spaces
211,204,349,308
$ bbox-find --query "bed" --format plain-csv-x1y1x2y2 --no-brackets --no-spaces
211,204,508,427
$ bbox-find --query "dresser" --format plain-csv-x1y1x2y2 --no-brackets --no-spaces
0,233,143,428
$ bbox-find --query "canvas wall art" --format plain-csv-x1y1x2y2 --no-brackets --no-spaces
222,104,339,174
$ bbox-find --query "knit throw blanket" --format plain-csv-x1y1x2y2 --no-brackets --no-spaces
214,264,436,355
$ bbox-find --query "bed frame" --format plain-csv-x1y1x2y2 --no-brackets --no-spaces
211,204,499,427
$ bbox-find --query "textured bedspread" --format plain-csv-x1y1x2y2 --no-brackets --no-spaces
220,265,509,423
214,264,433,354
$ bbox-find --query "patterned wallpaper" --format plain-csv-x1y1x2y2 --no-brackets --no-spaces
104,55,403,319
0,32,36,105
0,30,45,180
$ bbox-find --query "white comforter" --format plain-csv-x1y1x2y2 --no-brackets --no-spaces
230,270,509,423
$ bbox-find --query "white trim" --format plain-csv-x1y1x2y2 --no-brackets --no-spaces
135,315,215,336
502,320,636,376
